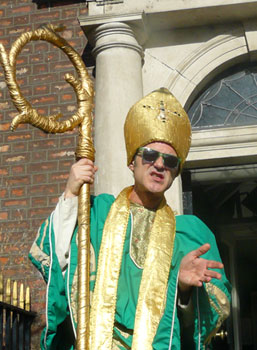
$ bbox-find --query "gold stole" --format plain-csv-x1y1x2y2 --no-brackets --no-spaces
89,186,176,350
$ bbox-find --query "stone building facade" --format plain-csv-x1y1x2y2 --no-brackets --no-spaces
1,0,257,349
81,3,257,348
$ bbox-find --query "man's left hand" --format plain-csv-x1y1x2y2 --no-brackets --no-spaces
178,243,223,301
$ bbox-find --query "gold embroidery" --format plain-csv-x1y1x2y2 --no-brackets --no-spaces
204,283,230,344
130,202,155,268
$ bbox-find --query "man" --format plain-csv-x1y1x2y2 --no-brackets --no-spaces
29,88,231,350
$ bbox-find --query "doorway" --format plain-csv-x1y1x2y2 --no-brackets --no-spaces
182,165,257,350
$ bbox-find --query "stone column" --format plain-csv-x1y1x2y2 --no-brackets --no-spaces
90,22,144,196
167,176,184,214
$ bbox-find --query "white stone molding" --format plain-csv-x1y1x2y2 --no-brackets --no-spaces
87,1,257,30
166,26,248,108
84,22,144,196
243,19,257,61
187,125,257,169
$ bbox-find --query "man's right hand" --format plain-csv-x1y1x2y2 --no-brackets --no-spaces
64,158,98,198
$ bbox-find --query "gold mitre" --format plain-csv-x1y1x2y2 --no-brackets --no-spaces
124,88,192,169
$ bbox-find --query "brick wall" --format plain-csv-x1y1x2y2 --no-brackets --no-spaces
0,1,92,348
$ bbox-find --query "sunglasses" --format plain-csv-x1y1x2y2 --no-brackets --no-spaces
136,147,181,170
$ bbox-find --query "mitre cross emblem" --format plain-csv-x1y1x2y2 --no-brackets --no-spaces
143,100,182,122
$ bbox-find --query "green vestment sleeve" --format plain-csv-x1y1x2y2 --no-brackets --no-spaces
29,214,73,349
29,194,116,350
29,196,231,350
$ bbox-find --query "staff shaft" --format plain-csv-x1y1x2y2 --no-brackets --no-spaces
77,183,91,349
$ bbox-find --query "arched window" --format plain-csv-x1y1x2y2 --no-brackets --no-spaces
188,64,257,129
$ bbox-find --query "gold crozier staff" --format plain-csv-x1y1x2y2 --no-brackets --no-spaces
0,24,94,350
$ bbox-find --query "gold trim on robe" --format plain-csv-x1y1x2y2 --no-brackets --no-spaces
89,186,176,350
204,282,230,344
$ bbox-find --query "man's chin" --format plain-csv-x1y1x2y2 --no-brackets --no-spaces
147,184,166,196
148,180,172,193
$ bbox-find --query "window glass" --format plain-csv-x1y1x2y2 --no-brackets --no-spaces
188,65,257,129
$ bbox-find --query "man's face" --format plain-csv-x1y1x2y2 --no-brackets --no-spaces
129,142,178,198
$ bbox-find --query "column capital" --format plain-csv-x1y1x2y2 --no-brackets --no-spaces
87,21,144,58
79,12,147,45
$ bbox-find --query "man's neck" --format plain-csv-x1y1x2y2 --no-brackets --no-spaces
129,187,164,210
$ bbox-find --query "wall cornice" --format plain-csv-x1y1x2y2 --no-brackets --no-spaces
186,124,257,168
79,1,257,34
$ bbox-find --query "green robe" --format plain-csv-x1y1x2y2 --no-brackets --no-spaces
29,193,231,350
